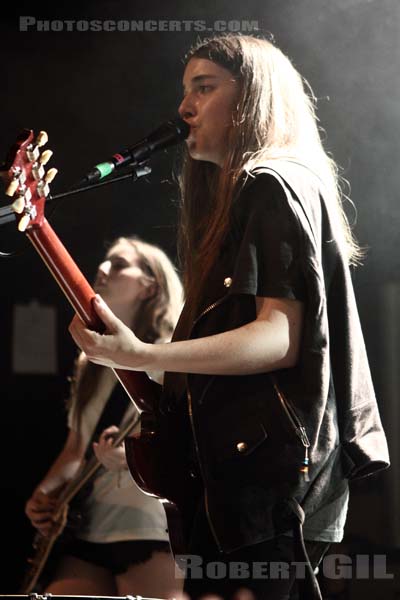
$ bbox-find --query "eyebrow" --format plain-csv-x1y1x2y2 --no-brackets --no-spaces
183,74,218,93
106,253,129,262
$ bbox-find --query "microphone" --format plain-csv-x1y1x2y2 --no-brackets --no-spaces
81,117,189,185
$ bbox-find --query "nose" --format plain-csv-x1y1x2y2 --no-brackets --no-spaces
97,259,111,278
178,93,195,121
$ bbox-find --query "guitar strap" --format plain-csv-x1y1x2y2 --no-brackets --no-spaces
84,378,132,460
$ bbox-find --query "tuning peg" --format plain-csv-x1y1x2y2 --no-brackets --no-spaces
45,168,58,184
37,181,49,198
39,149,53,165
18,213,31,232
12,196,25,214
5,179,19,197
32,164,45,180
36,131,48,147
27,146,40,162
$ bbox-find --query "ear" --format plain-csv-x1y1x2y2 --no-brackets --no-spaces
139,281,157,300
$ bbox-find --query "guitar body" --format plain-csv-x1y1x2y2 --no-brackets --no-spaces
125,410,199,556
3,130,193,584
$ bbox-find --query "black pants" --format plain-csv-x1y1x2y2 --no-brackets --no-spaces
182,499,329,600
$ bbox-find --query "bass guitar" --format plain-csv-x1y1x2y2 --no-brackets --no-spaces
20,418,138,593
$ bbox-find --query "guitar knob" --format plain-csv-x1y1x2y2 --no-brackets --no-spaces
45,168,58,184
12,195,25,214
39,149,53,165
5,179,19,197
36,131,48,147
18,213,31,232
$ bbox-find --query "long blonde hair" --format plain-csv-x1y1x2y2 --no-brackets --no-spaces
179,34,361,308
70,237,183,428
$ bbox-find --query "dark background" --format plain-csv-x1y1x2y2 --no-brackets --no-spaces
0,0,399,597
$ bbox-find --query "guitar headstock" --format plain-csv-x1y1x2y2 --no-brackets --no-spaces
2,129,57,232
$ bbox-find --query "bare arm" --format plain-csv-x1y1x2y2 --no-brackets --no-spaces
69,294,304,375
25,429,84,535
36,429,84,494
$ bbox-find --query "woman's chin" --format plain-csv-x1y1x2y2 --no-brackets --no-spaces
188,146,220,165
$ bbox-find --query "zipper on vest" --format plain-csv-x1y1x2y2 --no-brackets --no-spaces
193,295,227,327
187,386,223,552
271,377,311,482
180,294,229,553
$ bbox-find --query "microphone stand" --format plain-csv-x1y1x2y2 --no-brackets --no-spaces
0,163,151,227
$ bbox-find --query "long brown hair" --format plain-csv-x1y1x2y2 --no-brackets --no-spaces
69,237,183,429
179,34,361,311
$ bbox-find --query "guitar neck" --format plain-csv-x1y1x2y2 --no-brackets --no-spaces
26,218,157,413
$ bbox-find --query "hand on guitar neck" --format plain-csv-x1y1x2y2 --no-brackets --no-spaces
25,486,67,538
92,425,130,472
69,294,151,371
